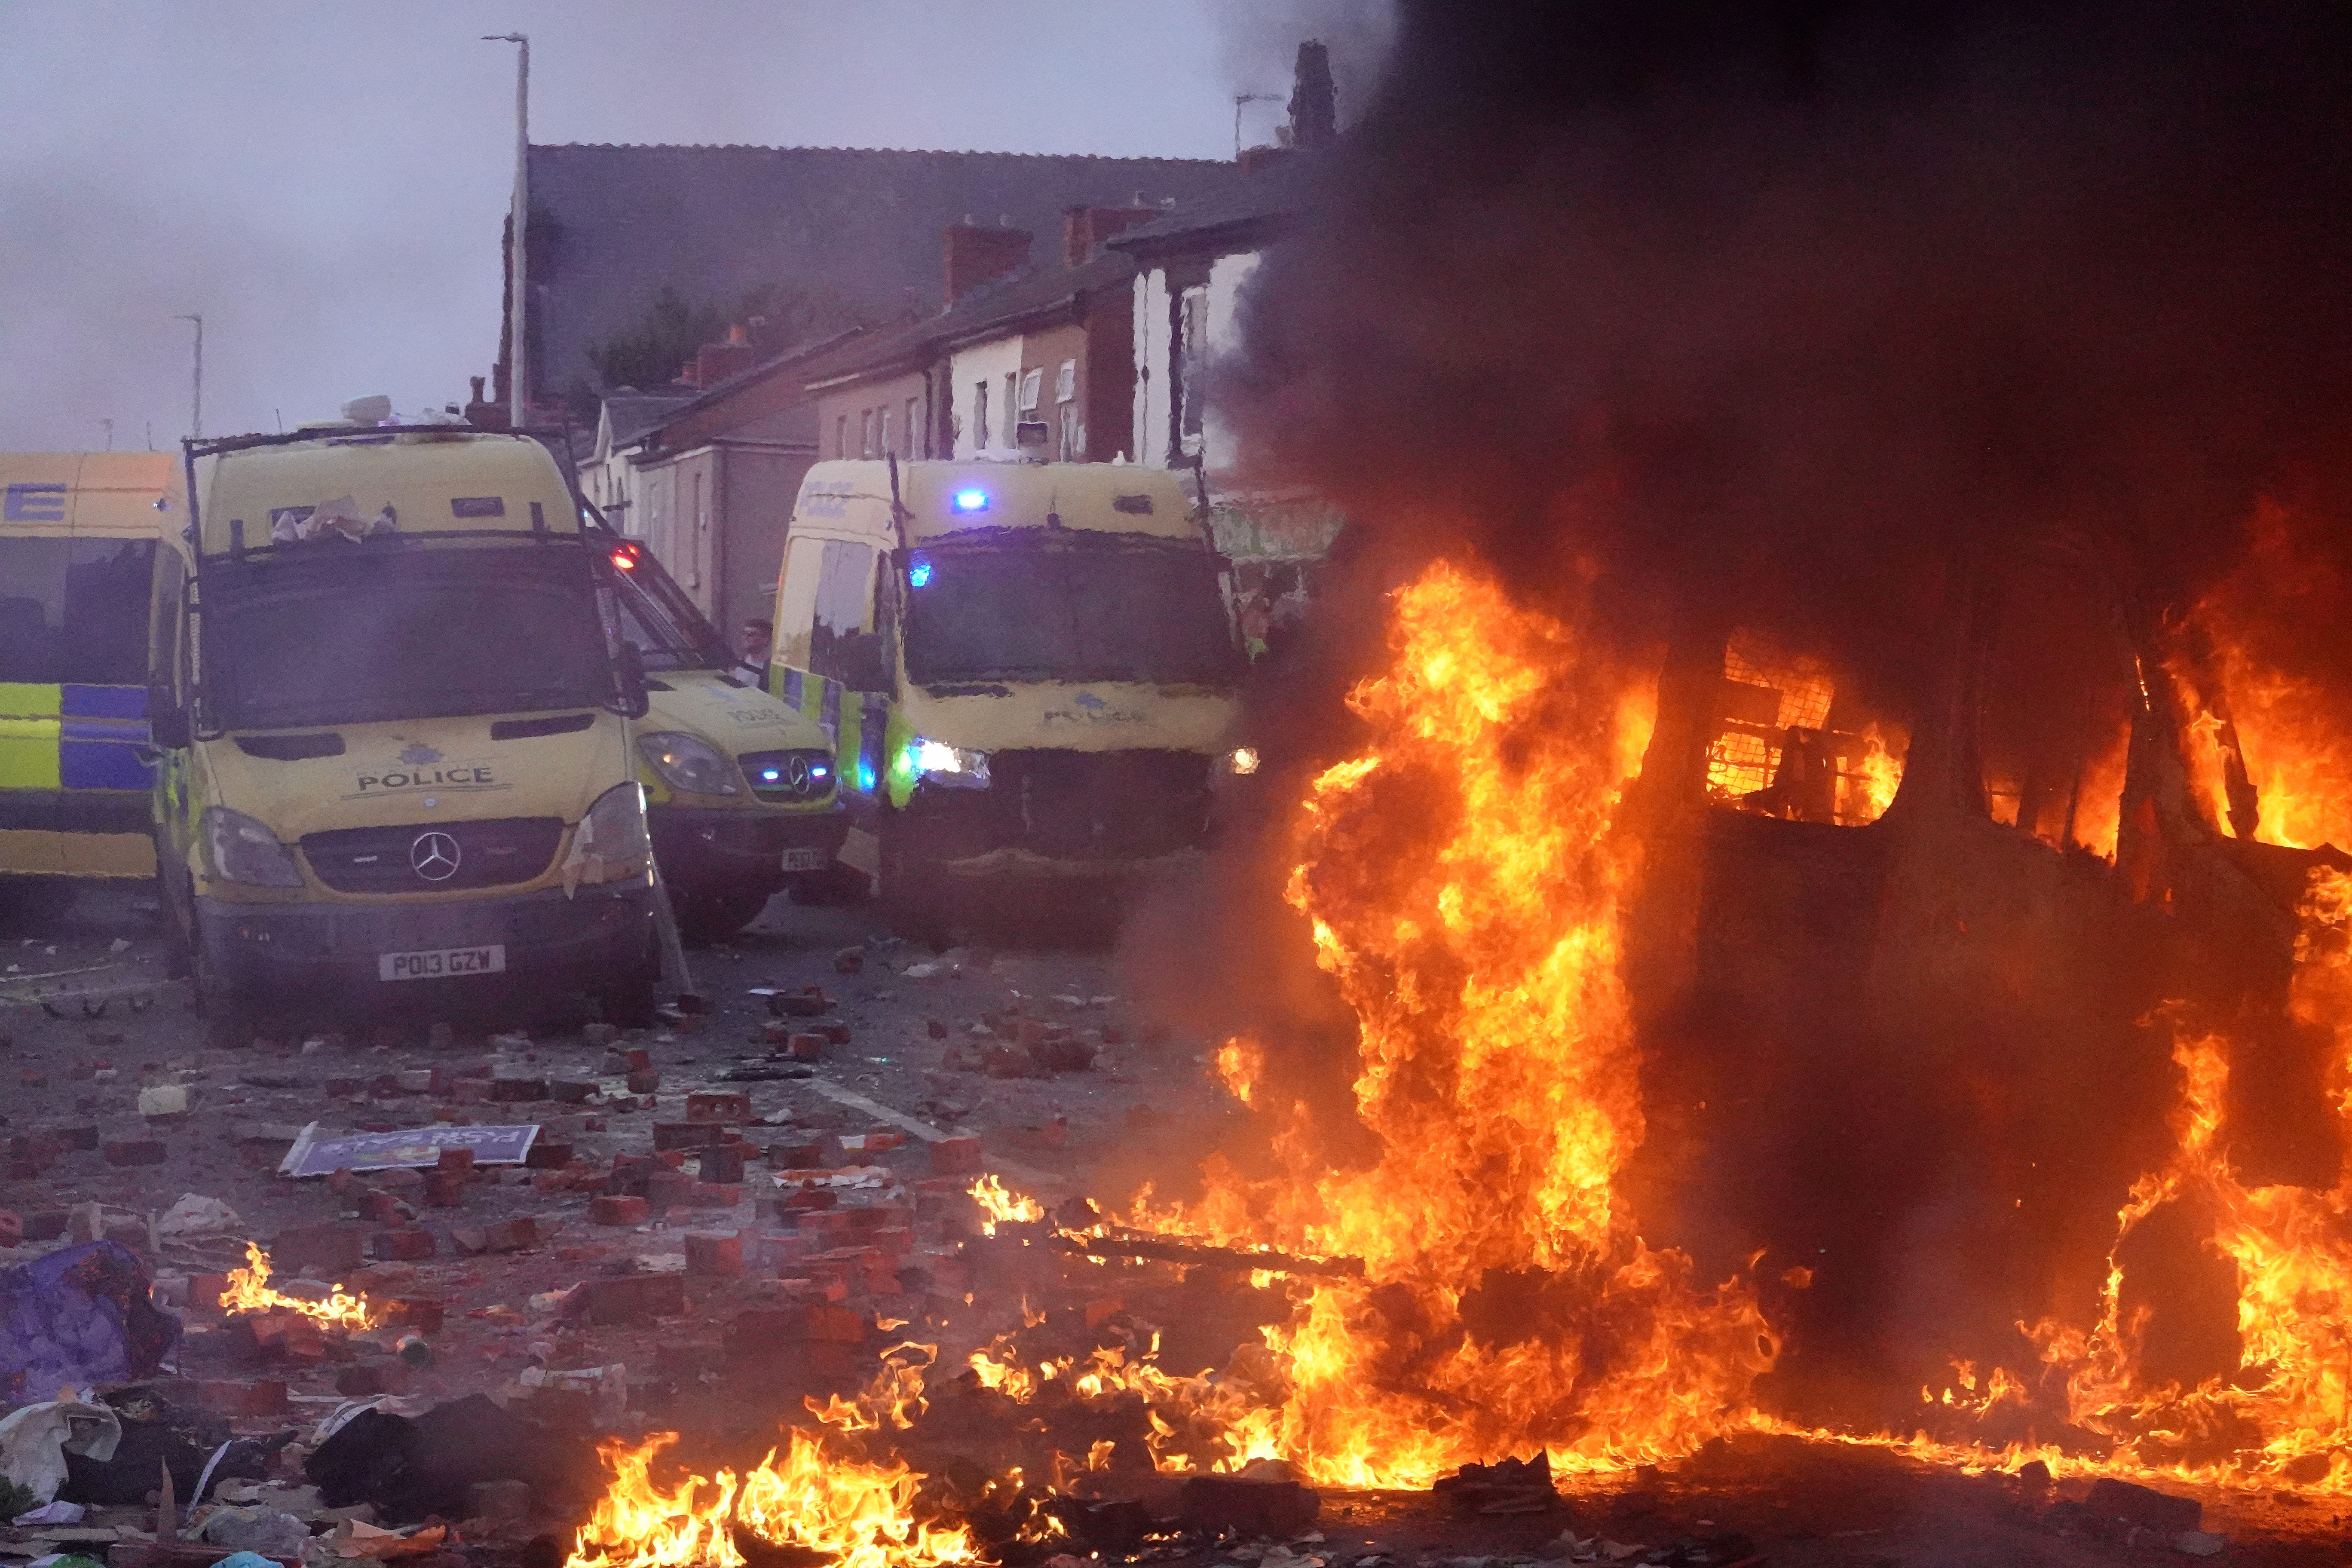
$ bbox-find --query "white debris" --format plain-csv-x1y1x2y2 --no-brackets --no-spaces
2174,1533,2227,1557
156,1193,242,1239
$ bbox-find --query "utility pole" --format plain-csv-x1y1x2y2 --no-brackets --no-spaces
175,314,203,439
484,33,530,427
96,419,113,452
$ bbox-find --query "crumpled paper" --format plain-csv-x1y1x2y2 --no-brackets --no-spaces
0,1395,119,1505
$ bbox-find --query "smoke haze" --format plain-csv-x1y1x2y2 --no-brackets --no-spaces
0,0,1349,451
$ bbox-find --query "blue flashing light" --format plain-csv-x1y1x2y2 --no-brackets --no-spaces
951,487,989,514
758,768,781,783
812,763,830,778
907,557,934,589
856,762,876,793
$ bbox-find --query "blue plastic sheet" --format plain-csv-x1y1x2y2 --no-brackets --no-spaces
0,1241,179,1403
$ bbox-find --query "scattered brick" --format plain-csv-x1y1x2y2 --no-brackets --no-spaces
928,1135,983,1175
101,1137,166,1166
483,1217,539,1252
336,1358,410,1396
550,1080,598,1103
436,1147,476,1172
573,1272,685,1325
654,1121,725,1152
371,1226,436,1261
786,1033,827,1060
486,1076,547,1102
524,1140,574,1169
686,1091,750,1123
626,1070,662,1094
591,1194,650,1227
685,1231,744,1275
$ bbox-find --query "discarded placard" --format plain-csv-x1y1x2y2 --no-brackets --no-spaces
278,1122,539,1178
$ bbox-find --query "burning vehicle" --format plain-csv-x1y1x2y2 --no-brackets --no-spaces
149,424,663,1042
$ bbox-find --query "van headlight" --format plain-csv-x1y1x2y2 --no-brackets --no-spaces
1226,746,1261,776
580,782,651,861
637,732,740,796
909,738,990,789
202,807,306,888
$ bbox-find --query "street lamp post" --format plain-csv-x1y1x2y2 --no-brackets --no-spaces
175,314,203,440
484,33,530,428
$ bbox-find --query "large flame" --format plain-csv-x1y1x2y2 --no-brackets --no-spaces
2169,498,2352,850
566,1431,981,1568
2013,867,2352,1489
220,1241,379,1331
1130,560,1775,1486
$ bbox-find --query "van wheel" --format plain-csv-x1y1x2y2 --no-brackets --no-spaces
192,948,260,1051
879,824,953,946
671,884,773,944
599,966,659,1030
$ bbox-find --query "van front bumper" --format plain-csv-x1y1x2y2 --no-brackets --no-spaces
195,880,656,999
649,803,848,896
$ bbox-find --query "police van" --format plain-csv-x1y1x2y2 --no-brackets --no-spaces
150,426,662,1042
600,530,847,940
768,460,1248,933
0,453,172,914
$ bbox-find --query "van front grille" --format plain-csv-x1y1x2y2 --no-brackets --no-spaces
301,817,565,893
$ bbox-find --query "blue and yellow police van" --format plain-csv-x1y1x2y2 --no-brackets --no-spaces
0,453,171,911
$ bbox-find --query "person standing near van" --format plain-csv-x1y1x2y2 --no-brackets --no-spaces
736,618,773,683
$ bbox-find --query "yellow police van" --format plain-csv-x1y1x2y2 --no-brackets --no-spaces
767,460,1247,933
0,453,173,916
150,427,662,1043
600,531,847,940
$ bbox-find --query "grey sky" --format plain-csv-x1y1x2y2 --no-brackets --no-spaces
0,1,1387,452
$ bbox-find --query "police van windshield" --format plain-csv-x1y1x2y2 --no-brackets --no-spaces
900,536,1241,688
202,547,612,729
606,544,729,672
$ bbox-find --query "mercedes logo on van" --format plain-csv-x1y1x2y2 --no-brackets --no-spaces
410,831,461,882
786,755,812,793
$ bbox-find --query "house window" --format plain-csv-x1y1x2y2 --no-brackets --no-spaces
973,381,989,452
1178,286,1210,450
860,408,874,460
878,405,892,459
1005,373,1020,448
905,398,921,459
836,415,848,459
1019,368,1042,417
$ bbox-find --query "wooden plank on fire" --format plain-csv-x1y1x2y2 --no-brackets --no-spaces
1053,1230,1363,1278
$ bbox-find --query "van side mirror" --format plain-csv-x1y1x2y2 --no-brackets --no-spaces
612,640,651,720
148,686,191,750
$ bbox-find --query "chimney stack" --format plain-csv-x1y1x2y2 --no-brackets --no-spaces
1062,205,1160,267
944,223,1033,303
1289,40,1336,146
689,325,757,389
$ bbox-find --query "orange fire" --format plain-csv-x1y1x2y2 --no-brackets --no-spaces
968,1176,1042,1238
565,1430,981,1568
1121,561,1775,1486
2168,498,2352,851
2011,868,2352,1490
220,1241,379,1331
